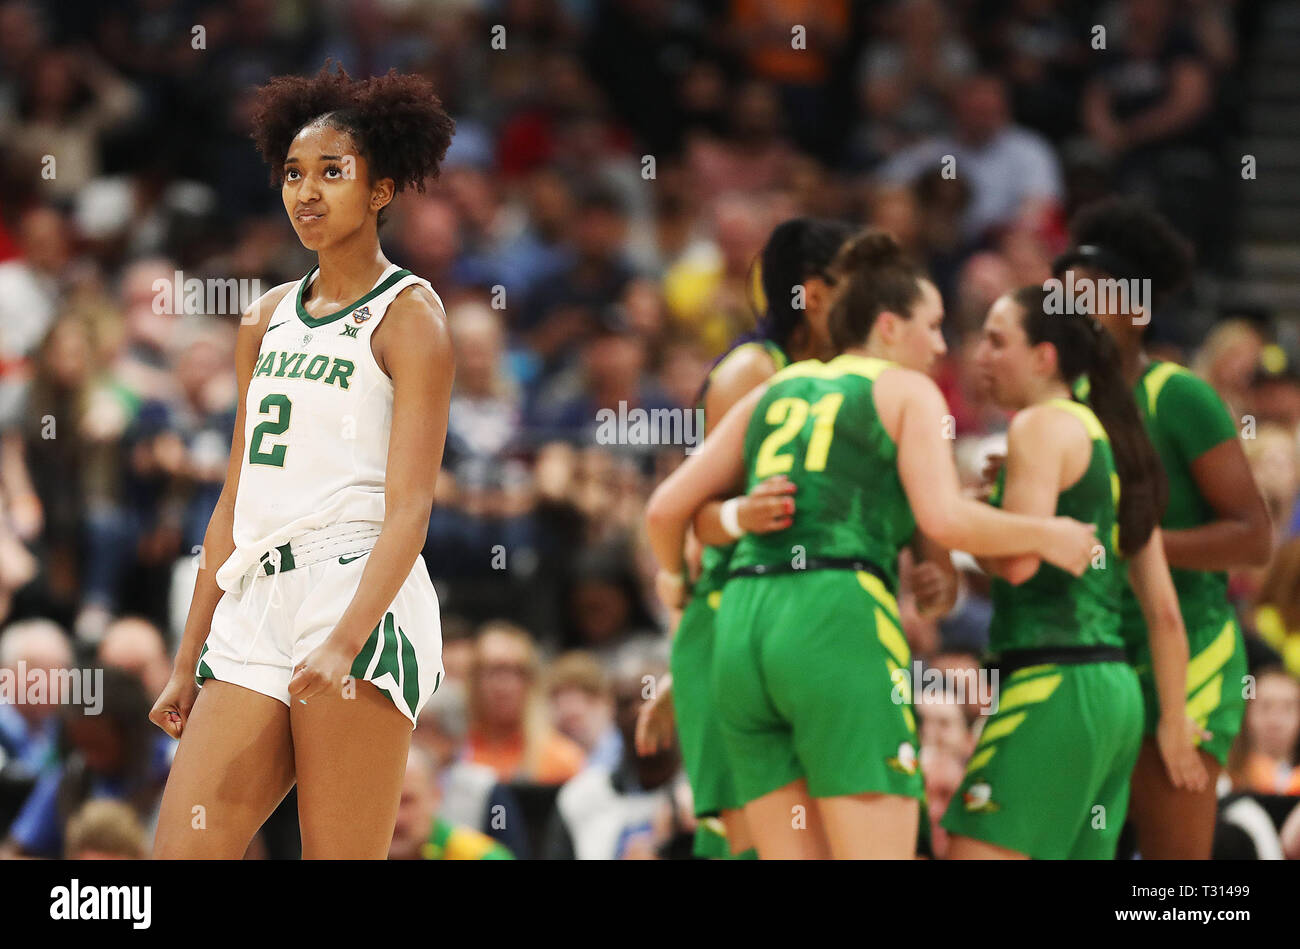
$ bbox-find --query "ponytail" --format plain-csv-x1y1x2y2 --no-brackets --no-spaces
826,228,927,349
1012,286,1167,556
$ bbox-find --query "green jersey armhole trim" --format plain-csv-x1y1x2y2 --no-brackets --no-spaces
1142,361,1183,415
295,265,414,328
1045,397,1108,443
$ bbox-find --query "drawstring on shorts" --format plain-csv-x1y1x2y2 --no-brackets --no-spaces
238,547,285,666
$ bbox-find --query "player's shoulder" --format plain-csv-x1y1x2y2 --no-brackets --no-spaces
1012,399,1091,447
382,277,451,347
1145,361,1225,415
239,279,298,331
711,341,781,387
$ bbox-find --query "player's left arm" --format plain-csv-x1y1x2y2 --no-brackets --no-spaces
289,285,453,702
1158,377,1272,570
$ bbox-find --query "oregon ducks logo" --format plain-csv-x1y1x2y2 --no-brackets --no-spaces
887,741,918,776
963,781,1000,813
340,323,360,338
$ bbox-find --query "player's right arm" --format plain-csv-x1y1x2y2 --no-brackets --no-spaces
645,385,766,596
149,282,295,738
878,367,1097,575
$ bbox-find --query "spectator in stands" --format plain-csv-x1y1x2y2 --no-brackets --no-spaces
0,47,140,201
0,618,70,778
543,644,689,859
389,745,513,860
877,73,1064,244
0,206,70,429
464,621,585,786
96,616,172,706
2,667,169,858
1253,539,1300,681
1192,319,1264,419
1228,667,1300,795
1081,0,1218,256
64,798,146,859
518,184,634,373
852,0,975,164
547,651,622,770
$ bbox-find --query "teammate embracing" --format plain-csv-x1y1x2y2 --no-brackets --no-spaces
942,285,1206,860
646,231,1099,858
636,218,856,859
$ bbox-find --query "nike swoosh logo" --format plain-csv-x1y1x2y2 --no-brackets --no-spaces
339,554,366,564
267,321,288,333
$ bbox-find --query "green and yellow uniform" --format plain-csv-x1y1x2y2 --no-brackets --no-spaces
712,354,924,805
941,398,1143,859
420,817,513,860
1121,362,1247,766
673,340,787,825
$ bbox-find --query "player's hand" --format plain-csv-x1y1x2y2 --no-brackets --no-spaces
149,670,200,739
1041,517,1099,577
739,475,796,534
1156,714,1210,792
683,531,703,583
635,676,675,757
981,452,1005,486
912,560,953,618
655,568,686,610
288,638,355,705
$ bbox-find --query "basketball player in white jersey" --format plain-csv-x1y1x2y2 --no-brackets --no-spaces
149,65,457,858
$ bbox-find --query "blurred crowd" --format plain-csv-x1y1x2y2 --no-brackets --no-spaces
0,0,1297,859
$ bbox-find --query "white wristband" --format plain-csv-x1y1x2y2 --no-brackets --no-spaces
719,496,746,540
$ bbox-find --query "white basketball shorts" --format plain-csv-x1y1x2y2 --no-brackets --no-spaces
196,534,443,727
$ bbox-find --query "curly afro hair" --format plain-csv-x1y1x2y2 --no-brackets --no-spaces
1066,196,1195,305
250,62,455,226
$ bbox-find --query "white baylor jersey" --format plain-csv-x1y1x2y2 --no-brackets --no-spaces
214,263,442,594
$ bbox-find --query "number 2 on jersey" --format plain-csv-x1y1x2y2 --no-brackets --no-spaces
248,393,292,467
753,392,844,478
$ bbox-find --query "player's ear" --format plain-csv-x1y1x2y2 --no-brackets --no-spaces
370,177,396,214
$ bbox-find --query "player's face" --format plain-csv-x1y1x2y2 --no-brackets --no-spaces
281,123,389,250
1073,264,1145,348
975,295,1036,410
890,279,947,374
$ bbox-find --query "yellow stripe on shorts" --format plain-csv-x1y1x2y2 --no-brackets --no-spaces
976,711,1027,748
874,607,909,669
966,745,997,773
1185,673,1223,734
996,674,1063,714
1187,619,1235,695
885,656,916,733
858,571,901,627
